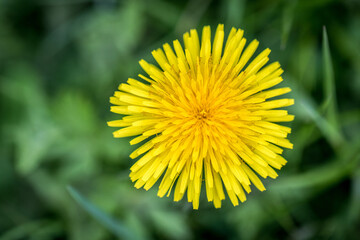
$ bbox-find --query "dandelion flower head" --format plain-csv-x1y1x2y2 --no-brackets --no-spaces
108,24,294,209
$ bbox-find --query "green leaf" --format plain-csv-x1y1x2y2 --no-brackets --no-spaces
347,168,360,224
272,139,360,191
322,26,341,136
299,93,343,148
67,186,135,240
287,77,344,148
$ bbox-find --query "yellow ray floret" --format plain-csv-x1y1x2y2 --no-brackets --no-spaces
108,24,294,209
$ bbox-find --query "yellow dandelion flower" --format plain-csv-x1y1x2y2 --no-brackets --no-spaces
108,24,294,209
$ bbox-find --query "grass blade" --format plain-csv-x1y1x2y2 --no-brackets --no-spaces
67,186,135,240
300,94,344,148
322,26,341,134
272,139,360,191
288,77,344,148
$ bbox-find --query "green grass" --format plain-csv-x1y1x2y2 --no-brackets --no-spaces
0,0,360,239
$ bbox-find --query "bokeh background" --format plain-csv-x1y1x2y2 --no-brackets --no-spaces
1,0,360,239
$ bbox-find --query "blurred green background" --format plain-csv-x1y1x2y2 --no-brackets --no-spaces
1,0,360,239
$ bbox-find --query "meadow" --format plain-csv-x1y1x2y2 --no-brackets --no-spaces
0,0,359,239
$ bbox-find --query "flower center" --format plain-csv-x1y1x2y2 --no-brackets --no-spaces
196,109,210,120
